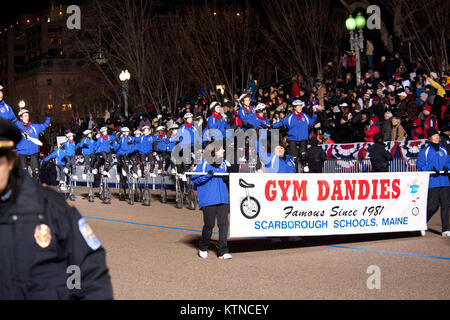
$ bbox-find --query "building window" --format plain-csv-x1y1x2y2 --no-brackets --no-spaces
47,79,52,86
47,104,53,110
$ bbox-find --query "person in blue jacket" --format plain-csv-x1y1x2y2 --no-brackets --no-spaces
0,85,17,122
62,132,77,179
237,94,256,130
136,126,156,178
207,102,232,143
15,108,51,180
165,124,180,175
417,128,450,236
92,127,116,177
43,145,68,191
272,100,317,173
76,130,96,180
114,127,138,178
155,125,169,174
178,113,202,174
191,141,231,260
257,140,296,174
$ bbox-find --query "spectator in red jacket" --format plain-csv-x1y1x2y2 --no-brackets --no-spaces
423,105,439,139
364,116,380,142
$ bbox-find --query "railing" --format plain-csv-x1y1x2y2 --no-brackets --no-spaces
322,158,418,174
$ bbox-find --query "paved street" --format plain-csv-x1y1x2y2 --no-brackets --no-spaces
71,187,450,300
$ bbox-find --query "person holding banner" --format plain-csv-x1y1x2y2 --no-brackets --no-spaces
417,128,450,237
192,141,231,260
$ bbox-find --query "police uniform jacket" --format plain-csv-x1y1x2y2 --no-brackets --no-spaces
0,171,113,299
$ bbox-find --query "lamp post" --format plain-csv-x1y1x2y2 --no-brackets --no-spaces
345,13,366,86
18,100,26,109
119,69,131,118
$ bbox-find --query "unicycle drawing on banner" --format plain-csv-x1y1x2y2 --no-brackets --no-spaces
408,180,423,216
239,179,261,219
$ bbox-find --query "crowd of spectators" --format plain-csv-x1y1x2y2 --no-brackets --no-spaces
59,54,450,151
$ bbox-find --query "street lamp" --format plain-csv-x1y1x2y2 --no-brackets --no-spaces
119,69,131,118
345,13,365,86
18,100,26,109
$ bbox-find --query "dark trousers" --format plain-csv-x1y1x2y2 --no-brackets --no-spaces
18,153,39,179
199,204,229,256
427,187,450,232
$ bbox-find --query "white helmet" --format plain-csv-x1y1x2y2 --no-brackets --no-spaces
121,127,130,132
292,100,305,107
255,103,267,112
209,101,221,110
184,112,194,119
18,109,29,117
83,130,92,136
156,126,165,132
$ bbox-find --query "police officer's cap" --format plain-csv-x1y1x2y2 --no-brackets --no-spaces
0,118,22,155
184,112,193,119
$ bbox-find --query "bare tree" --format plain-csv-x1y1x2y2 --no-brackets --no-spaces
263,0,345,87
176,1,262,99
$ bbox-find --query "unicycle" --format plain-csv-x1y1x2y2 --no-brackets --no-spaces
239,178,261,219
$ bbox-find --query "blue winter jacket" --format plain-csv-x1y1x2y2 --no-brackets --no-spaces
44,148,67,166
179,123,201,149
272,112,317,142
136,134,155,154
155,134,168,152
238,106,257,130
417,143,450,188
207,115,231,141
95,134,116,154
191,159,229,209
76,137,95,155
0,101,17,122
15,118,51,155
62,140,76,157
114,135,135,156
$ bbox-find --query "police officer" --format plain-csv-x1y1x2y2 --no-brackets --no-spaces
0,118,113,299
0,85,17,122
417,127,450,237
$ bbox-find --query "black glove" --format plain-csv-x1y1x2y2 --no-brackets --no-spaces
432,167,440,177
82,144,88,148
443,166,449,176
44,109,50,117
222,175,229,183
127,141,134,145
110,147,115,153
207,170,214,176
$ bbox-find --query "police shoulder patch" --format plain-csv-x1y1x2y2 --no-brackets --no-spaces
78,218,101,250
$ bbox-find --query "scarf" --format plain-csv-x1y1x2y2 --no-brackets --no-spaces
185,122,193,128
212,112,222,121
294,112,302,121
256,113,265,121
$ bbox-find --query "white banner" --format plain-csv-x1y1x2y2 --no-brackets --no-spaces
229,172,429,238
